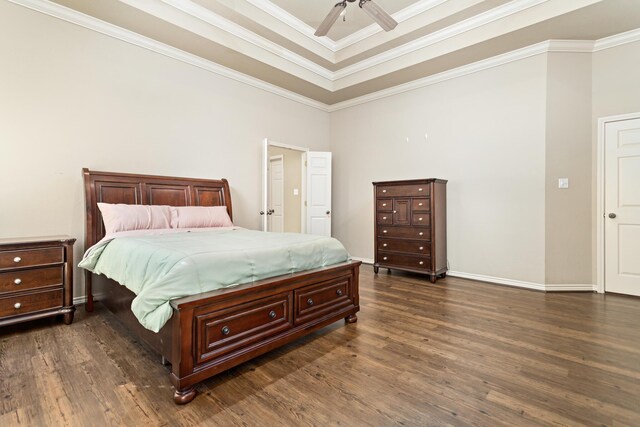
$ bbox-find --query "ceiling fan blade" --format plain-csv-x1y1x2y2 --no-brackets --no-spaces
359,0,398,32
314,2,346,37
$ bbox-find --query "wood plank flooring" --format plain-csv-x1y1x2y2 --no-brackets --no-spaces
1,266,639,426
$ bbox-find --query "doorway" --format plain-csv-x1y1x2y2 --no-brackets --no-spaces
597,112,640,296
262,139,332,236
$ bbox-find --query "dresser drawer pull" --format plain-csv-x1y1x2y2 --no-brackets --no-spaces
14,278,22,285
382,243,387,247
382,189,387,193
307,298,314,306
383,230,388,234
419,261,424,265
419,247,424,251
382,216,387,220
221,326,230,336
419,232,424,236
268,310,276,319
382,203,387,207
336,289,343,296
13,257,22,263
14,302,21,309
383,257,388,261
418,188,423,192
418,217,423,221
393,210,397,213
419,202,423,206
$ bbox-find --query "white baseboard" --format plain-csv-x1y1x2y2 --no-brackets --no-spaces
352,258,593,292
73,295,87,305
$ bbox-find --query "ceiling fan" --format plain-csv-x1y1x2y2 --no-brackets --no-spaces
314,0,398,37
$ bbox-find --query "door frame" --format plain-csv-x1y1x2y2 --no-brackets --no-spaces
268,154,284,232
596,111,640,293
262,138,309,232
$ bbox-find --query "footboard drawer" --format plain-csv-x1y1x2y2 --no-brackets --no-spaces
294,276,354,325
195,293,293,364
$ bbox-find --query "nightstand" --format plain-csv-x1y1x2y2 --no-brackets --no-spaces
0,236,76,326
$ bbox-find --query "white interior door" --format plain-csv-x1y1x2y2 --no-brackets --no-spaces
605,117,640,296
305,151,332,236
268,155,284,232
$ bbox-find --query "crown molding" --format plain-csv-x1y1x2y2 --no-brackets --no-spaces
593,27,640,51
8,0,331,111
244,0,335,52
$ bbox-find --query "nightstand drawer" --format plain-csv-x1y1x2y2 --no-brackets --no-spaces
0,266,63,294
0,289,63,318
0,248,64,271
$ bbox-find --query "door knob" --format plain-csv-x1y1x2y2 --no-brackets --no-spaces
326,210,331,215
260,211,265,215
608,213,617,219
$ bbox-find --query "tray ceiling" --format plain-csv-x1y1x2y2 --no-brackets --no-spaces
31,0,640,105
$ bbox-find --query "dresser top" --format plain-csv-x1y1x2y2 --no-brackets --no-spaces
0,235,76,246
372,178,448,185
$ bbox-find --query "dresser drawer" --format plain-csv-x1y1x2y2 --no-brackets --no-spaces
294,277,353,325
195,293,292,363
377,252,431,271
378,226,430,240
412,213,431,227
0,266,63,294
0,289,63,318
378,238,431,256
412,198,430,212
377,184,430,198
377,199,393,211
0,248,64,271
377,212,393,225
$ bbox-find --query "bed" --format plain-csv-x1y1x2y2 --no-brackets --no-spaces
82,169,360,404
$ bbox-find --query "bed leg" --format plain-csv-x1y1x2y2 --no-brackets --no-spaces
85,271,94,312
345,314,358,324
174,386,197,405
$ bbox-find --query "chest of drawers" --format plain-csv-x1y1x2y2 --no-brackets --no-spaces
0,236,76,326
373,179,447,283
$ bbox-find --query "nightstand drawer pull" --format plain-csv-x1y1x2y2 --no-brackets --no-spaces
419,203,423,206
382,203,387,206
307,298,314,306
382,216,387,220
336,289,343,296
268,310,276,319
419,247,424,251
383,257,388,261
14,302,21,309
382,189,387,193
418,188,423,192
419,232,424,236
419,261,424,265
418,217,423,221
221,326,230,336
13,257,21,263
14,278,22,285
383,230,388,234
383,243,387,247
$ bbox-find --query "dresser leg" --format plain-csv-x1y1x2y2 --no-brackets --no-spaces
373,266,379,274
345,314,358,324
430,274,436,283
174,386,197,405
63,312,74,325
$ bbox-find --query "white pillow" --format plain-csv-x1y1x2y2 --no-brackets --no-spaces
97,203,171,235
170,206,233,228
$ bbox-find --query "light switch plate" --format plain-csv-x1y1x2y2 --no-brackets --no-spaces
558,178,569,189
293,188,299,196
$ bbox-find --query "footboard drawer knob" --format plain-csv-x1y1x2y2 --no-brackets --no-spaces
221,326,230,336
336,289,343,296
268,310,276,319
307,298,314,306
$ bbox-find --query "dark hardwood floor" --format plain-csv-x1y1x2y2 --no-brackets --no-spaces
1,266,639,426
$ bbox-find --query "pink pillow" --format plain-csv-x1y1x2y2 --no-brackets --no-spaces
170,206,233,228
97,203,171,235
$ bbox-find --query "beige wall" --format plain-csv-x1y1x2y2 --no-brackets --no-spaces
330,56,548,284
267,146,303,233
0,2,329,298
544,52,593,284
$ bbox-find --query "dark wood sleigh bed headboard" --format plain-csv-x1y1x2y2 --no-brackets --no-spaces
82,168,233,250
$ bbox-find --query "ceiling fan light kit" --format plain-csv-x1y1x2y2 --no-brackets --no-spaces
314,0,398,37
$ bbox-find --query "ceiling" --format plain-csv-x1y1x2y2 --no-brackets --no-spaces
41,0,640,105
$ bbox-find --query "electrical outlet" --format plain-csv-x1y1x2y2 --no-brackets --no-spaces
558,178,569,189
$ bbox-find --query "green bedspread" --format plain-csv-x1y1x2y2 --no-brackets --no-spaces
79,229,350,332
